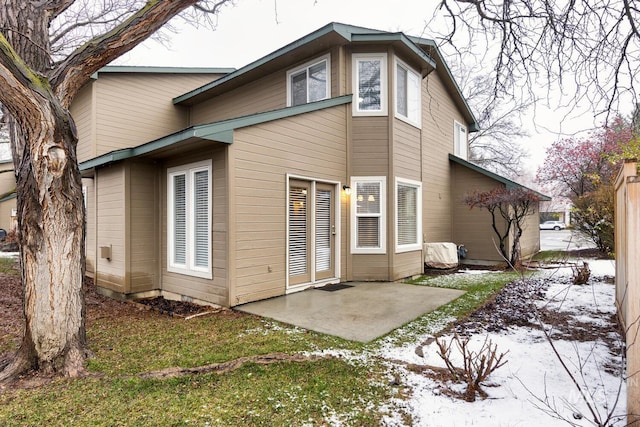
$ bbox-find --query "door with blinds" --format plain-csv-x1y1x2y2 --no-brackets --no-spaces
288,180,336,288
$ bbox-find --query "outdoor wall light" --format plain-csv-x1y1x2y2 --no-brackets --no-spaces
342,185,351,195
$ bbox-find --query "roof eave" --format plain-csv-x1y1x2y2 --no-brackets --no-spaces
449,154,551,200
80,95,352,171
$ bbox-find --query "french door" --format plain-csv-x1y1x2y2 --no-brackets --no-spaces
288,179,336,288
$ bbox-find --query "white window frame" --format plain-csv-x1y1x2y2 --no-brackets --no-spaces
167,159,212,279
394,57,421,127
352,53,388,116
454,120,468,160
350,176,386,254
395,177,423,253
286,54,331,107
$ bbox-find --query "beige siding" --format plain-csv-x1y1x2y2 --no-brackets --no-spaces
83,178,96,275
94,73,220,157
128,161,159,292
230,105,347,305
95,165,127,291
393,120,421,181
190,50,339,126
71,82,96,163
519,210,541,258
0,161,16,232
451,163,507,262
190,72,285,125
161,146,228,306
351,117,389,176
0,198,16,232
421,71,466,243
391,120,423,279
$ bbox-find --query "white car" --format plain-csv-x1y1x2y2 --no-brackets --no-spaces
539,221,566,231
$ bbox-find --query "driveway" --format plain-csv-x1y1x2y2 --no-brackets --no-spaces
540,229,595,251
236,282,464,342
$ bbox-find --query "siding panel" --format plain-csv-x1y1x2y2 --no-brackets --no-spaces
231,105,347,305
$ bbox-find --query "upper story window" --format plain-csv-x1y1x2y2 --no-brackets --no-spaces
395,58,421,127
353,53,387,116
454,121,468,160
287,55,330,106
168,160,212,279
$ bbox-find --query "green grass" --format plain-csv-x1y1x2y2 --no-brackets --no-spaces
0,256,18,275
377,270,523,346
1,358,391,426
0,268,523,425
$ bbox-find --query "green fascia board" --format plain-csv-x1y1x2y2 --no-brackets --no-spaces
351,33,437,69
449,154,551,201
80,95,352,171
0,191,16,202
174,22,348,105
409,37,479,132
174,22,433,105
91,65,235,79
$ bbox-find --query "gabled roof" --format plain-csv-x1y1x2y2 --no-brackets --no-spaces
449,154,551,201
172,22,477,131
80,95,352,171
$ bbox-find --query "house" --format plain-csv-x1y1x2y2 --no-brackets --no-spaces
72,22,545,307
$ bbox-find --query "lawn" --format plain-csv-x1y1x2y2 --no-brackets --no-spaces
0,265,534,426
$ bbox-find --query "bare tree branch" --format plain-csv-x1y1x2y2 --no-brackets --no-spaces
430,0,640,121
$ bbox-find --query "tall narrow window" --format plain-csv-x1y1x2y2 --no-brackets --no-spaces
351,177,386,254
168,160,212,279
395,178,422,252
454,121,468,160
287,55,330,106
353,54,387,116
395,59,421,127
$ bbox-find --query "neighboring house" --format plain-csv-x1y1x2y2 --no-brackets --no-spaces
74,22,546,307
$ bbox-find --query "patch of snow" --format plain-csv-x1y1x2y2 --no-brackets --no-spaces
355,258,626,426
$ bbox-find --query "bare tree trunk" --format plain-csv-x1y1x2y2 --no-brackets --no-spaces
0,101,86,381
0,1,85,380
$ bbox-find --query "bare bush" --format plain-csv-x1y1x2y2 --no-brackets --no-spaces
436,334,509,402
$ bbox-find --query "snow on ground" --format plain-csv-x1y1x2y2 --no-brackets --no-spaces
376,259,626,426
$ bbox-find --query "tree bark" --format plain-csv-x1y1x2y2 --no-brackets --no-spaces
0,1,83,380
0,0,222,382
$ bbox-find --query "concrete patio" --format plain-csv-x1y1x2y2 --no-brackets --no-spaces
236,282,465,342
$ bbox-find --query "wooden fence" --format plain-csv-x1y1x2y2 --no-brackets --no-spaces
614,160,640,422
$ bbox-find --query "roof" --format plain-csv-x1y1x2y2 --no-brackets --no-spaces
80,95,352,171
449,154,551,201
172,22,477,130
91,65,236,79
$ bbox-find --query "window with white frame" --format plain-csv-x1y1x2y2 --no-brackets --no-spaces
395,178,422,252
351,177,386,254
287,55,330,107
352,54,387,116
454,121,468,160
167,160,212,279
395,58,421,126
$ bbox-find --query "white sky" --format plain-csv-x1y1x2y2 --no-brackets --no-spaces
115,0,604,174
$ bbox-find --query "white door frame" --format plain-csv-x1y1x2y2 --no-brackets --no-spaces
285,174,341,293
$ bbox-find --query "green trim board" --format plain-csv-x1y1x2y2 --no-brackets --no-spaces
80,95,353,171
90,66,235,79
0,192,16,203
173,22,438,105
449,154,551,201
